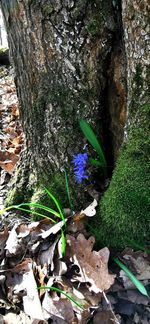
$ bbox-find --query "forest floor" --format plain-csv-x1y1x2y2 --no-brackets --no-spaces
0,65,150,324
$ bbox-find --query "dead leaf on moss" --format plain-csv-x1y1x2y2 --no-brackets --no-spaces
81,199,98,217
66,234,115,293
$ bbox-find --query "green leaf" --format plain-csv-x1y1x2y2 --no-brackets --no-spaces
61,229,66,257
15,206,56,222
89,158,104,167
114,258,149,297
79,119,107,171
0,206,14,215
127,239,150,254
37,286,84,310
0,205,57,223
44,187,66,227
17,202,61,218
64,168,74,212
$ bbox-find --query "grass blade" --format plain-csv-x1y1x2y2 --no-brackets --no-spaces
60,229,66,257
114,258,149,297
44,187,66,227
0,206,15,215
89,158,104,167
0,205,57,223
17,203,61,218
79,119,107,170
37,286,84,310
127,239,150,254
14,206,56,222
64,168,74,212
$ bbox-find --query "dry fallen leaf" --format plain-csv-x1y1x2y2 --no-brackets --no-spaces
40,220,66,239
66,234,115,293
10,103,19,117
81,199,98,217
42,290,75,322
0,228,9,259
129,255,150,281
93,310,120,324
6,260,44,320
3,311,34,324
23,266,44,320
37,238,59,270
0,150,19,174
5,225,19,256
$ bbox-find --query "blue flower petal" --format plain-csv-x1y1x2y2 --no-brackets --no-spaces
72,153,88,184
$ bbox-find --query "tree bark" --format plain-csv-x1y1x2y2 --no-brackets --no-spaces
1,1,149,248
1,0,126,208
95,0,150,248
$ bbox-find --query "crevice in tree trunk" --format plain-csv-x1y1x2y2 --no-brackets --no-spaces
100,1,127,171
1,0,127,210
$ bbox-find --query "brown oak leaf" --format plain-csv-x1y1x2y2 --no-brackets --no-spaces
66,234,115,293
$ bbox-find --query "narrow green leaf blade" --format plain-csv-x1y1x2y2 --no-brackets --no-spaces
17,202,61,218
0,206,15,215
89,158,104,167
127,239,150,254
79,119,107,168
114,258,149,297
37,286,84,310
64,168,74,212
13,206,57,223
60,229,66,257
44,187,66,226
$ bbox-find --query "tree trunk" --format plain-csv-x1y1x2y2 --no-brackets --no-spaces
95,0,150,248
1,0,126,209
1,1,149,248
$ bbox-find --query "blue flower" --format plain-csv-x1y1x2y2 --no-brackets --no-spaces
72,153,88,184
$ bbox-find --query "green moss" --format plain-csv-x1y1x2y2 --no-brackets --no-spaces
42,4,54,16
86,19,100,36
0,48,8,54
5,170,76,220
91,104,150,248
5,188,25,206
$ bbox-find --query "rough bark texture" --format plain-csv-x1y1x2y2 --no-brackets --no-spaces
2,1,149,249
1,0,126,209
95,0,150,248
122,0,150,117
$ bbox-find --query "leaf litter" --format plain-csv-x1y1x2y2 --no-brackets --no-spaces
0,66,23,175
0,216,117,323
0,66,150,323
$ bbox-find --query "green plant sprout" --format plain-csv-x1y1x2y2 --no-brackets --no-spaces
37,286,84,310
79,119,107,176
64,168,74,212
0,187,66,256
114,258,149,297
